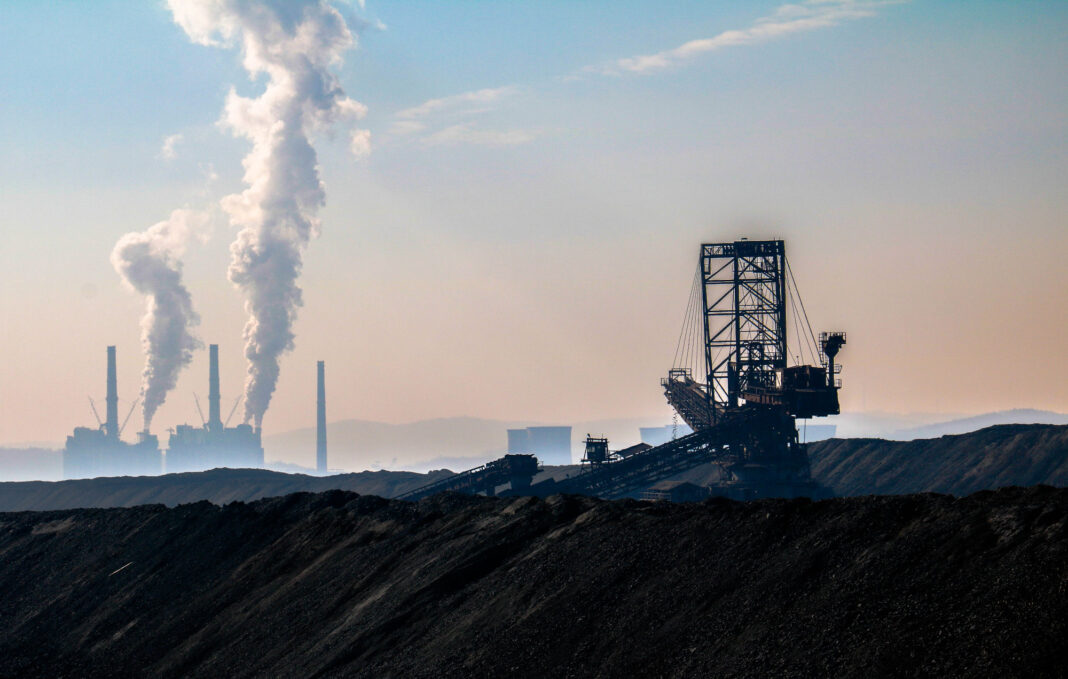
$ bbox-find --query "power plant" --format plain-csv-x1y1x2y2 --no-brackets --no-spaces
165,344,264,473
63,344,266,478
63,346,161,479
401,238,846,502
63,238,843,500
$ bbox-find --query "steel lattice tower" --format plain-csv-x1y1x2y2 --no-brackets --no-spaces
700,239,787,412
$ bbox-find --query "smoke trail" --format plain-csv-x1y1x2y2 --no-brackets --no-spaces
112,209,207,431
169,0,369,428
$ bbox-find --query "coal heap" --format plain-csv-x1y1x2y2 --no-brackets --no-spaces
0,487,1066,678
809,423,1068,497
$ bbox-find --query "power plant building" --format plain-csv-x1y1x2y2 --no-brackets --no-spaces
507,426,572,466
63,346,161,479
507,429,530,455
166,344,263,473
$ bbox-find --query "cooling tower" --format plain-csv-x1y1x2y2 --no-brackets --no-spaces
507,429,530,454
526,426,572,466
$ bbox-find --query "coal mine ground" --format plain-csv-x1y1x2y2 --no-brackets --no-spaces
1,484,1067,678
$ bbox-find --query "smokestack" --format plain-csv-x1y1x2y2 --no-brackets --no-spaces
316,360,327,473
106,346,119,439
208,344,222,430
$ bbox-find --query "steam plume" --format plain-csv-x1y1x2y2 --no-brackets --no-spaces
112,209,207,430
169,0,368,428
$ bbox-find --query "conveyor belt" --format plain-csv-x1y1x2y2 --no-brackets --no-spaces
524,423,738,500
397,454,539,501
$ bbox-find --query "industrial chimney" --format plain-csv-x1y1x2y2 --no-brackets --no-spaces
316,360,327,473
208,344,222,431
105,345,119,439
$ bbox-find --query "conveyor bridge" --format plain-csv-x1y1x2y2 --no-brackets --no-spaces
523,426,727,499
397,454,539,501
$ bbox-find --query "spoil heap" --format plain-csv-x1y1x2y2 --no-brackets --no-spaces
0,486,1066,677
809,423,1068,496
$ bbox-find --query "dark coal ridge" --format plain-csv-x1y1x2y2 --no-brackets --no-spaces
1,486,1066,678
809,423,1068,497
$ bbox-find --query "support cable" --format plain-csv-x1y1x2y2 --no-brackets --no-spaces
787,284,809,366
683,265,702,375
688,271,700,374
786,258,821,362
672,265,701,370
686,264,700,373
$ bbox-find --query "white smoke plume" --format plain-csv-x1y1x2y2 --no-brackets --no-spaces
112,209,208,431
168,0,369,428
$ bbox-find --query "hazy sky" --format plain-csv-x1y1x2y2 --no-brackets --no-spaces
1,0,1065,447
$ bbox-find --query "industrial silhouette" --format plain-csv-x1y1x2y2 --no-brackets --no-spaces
63,238,841,497
63,346,161,478
401,238,846,501
63,345,278,478
166,344,263,473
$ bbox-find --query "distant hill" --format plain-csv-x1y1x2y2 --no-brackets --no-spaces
3,424,1067,512
9,411,1062,482
885,408,1068,440
264,416,518,471
264,410,1068,470
0,448,61,482
809,423,1068,496
264,415,677,470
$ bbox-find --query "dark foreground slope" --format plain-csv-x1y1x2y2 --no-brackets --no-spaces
1,488,1066,678
810,424,1068,496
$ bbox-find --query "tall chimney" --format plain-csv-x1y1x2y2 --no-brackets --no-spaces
316,360,327,473
105,345,119,439
208,344,222,430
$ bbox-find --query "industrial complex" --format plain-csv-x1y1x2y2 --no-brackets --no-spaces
63,346,328,479
63,346,162,479
165,344,264,473
65,238,844,502
400,238,846,502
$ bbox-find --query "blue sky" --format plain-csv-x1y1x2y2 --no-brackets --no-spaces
1,1,1066,454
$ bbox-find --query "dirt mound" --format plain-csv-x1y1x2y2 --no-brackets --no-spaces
1,486,1066,677
809,423,1068,496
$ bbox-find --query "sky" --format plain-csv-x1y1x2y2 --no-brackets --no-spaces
0,0,1065,451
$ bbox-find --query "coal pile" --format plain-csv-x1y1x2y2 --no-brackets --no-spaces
809,423,1068,496
1,487,1066,678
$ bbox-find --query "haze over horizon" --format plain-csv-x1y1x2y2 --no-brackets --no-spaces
1,0,1066,453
